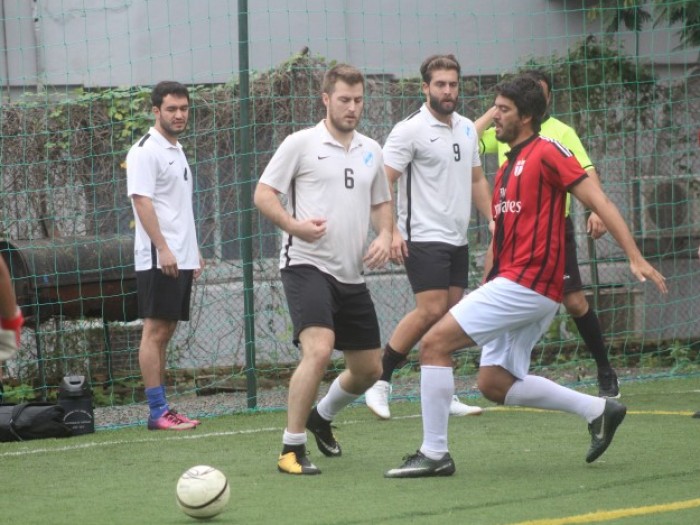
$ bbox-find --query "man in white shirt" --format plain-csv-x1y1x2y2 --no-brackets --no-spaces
255,64,392,475
126,81,204,431
365,55,493,419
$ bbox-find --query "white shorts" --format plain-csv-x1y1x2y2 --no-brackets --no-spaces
450,277,559,379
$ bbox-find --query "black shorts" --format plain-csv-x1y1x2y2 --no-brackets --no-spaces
136,269,194,321
280,265,380,351
404,241,469,294
563,216,583,293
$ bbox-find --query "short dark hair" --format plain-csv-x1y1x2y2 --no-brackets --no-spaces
495,75,547,133
151,81,190,108
523,69,553,95
420,54,461,84
322,64,365,95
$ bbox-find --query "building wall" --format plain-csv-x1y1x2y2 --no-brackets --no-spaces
0,0,695,94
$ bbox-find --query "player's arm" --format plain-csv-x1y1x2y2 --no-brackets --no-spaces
253,182,326,243
474,106,496,136
195,251,205,280
569,177,667,294
475,106,499,156
0,257,23,364
131,194,179,278
582,166,607,239
471,165,493,223
560,127,608,240
472,164,496,279
365,200,393,270
385,164,408,264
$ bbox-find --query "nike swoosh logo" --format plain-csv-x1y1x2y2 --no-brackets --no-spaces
318,155,330,160
317,437,340,452
389,467,424,474
430,137,439,142
595,417,605,440
169,161,175,165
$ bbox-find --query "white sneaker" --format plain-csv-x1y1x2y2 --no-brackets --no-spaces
365,380,391,419
449,395,483,417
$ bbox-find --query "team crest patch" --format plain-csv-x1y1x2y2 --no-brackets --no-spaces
514,160,526,176
363,151,375,167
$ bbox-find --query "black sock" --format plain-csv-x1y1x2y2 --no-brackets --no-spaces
573,309,612,372
380,344,408,382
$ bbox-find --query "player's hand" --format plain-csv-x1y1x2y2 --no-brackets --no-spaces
292,218,327,243
194,254,205,279
629,258,667,294
0,330,17,361
390,229,408,265
587,213,607,239
0,308,23,360
364,232,391,270
158,246,179,278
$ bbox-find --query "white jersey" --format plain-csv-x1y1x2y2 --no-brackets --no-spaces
126,127,200,271
260,121,391,284
383,104,481,246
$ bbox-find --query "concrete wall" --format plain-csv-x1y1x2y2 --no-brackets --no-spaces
1,0,695,94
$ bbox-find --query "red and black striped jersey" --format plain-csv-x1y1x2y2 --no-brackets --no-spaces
488,134,587,301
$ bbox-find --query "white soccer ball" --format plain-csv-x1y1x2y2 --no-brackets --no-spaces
176,465,230,520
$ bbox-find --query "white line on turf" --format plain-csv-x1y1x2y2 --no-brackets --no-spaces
0,414,423,458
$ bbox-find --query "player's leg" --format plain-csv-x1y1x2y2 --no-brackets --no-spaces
310,282,382,457
140,317,189,430
562,217,619,398
475,280,626,462
445,245,482,416
385,290,479,478
279,326,334,474
137,268,195,431
366,289,449,417
366,242,453,419
278,266,335,475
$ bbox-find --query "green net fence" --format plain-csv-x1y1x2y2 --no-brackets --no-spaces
0,1,698,424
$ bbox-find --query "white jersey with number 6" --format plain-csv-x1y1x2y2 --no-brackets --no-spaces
260,121,391,284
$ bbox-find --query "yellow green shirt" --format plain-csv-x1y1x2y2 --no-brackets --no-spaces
480,116,592,216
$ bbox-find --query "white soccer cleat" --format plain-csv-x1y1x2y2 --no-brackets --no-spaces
449,395,483,416
365,380,392,419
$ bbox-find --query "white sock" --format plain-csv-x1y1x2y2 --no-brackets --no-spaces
419,366,454,459
316,377,358,421
504,375,605,422
282,429,307,446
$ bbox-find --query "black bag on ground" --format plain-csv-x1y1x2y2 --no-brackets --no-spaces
0,402,73,442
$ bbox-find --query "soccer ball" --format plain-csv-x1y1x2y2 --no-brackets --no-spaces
176,465,230,520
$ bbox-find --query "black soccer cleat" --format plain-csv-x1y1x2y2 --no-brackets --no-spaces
384,450,456,478
306,406,342,457
597,369,621,399
277,444,321,475
586,399,627,463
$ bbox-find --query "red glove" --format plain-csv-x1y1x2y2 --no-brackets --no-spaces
1,308,24,346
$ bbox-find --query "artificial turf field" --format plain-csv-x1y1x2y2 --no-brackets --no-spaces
2,375,699,525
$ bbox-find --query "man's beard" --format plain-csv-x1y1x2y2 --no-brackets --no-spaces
429,93,456,116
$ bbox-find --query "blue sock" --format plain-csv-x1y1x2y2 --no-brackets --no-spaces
146,386,168,420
